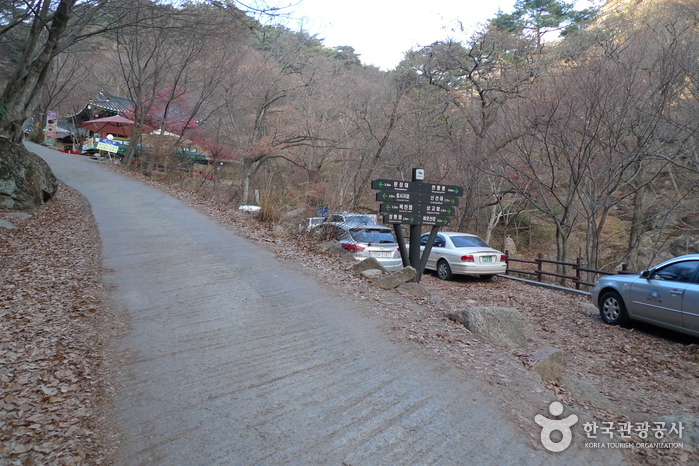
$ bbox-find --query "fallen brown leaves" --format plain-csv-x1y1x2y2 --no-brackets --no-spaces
3,163,697,464
0,183,117,465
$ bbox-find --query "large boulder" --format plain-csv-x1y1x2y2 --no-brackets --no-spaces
396,282,430,297
352,257,387,274
0,140,57,211
446,306,527,350
530,347,565,383
371,266,417,289
360,269,383,280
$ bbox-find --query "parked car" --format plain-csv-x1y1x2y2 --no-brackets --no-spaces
591,254,699,337
317,223,403,272
306,216,324,231
419,232,507,280
322,212,377,227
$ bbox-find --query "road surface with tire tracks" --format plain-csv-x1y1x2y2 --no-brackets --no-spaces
31,143,623,465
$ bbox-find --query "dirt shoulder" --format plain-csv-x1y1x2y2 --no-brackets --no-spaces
1,167,697,464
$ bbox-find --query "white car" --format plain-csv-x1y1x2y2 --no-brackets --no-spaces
420,232,507,280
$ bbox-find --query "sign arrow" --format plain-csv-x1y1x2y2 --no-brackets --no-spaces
371,179,416,192
422,183,464,197
372,178,464,197
375,191,459,207
382,213,452,226
380,203,456,215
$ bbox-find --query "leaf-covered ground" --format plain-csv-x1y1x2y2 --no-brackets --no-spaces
0,183,120,465
1,166,697,464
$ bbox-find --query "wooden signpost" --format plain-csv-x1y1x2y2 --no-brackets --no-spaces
371,169,463,282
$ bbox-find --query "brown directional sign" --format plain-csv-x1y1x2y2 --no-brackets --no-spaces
383,213,451,226
375,191,459,207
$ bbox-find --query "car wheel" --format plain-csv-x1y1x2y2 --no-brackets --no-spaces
436,259,452,280
479,274,494,280
599,290,629,325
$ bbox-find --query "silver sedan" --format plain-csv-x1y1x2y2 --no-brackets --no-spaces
591,254,699,337
317,223,403,272
420,232,507,280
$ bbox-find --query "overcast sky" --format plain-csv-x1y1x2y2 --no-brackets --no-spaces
262,0,601,70
264,0,518,70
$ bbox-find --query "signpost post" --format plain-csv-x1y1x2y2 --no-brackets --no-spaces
371,169,463,283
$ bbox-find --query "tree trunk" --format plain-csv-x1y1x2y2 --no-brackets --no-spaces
484,204,501,245
0,0,74,142
242,158,252,205
555,222,570,285
626,187,648,270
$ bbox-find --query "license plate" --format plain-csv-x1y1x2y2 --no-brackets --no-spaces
372,252,392,258
481,256,493,262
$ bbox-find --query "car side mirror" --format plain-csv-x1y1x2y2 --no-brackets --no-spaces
640,270,650,279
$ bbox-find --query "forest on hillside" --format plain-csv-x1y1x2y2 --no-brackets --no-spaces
2,0,698,272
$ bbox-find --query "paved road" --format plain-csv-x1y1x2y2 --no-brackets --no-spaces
31,144,623,465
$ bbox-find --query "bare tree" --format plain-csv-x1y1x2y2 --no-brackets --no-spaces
0,0,279,143
209,27,325,204
118,2,251,175
0,0,140,141
403,26,540,237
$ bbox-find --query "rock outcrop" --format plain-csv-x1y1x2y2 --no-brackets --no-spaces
371,266,417,289
530,347,566,383
351,257,387,274
0,140,57,211
446,306,528,350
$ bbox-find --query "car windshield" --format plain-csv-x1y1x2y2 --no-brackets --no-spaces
350,228,396,244
326,214,373,225
344,215,373,224
450,235,490,248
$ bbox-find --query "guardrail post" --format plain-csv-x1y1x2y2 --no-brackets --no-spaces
505,250,510,274
575,257,582,290
536,253,543,282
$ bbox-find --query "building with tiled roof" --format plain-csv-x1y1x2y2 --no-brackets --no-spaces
73,91,134,123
